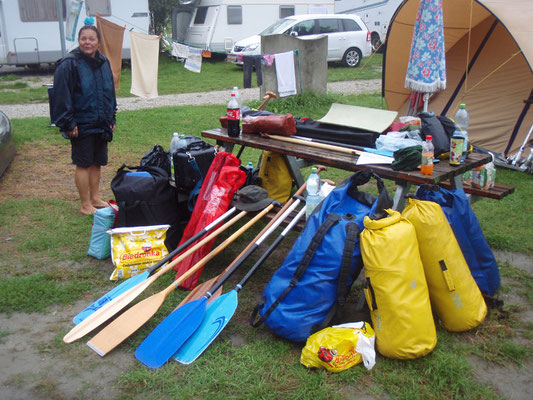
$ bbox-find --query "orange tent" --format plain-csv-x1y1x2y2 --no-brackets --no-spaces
383,0,533,156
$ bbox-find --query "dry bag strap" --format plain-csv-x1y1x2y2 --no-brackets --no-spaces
312,221,361,334
250,213,341,328
363,277,378,311
439,260,456,292
187,156,204,212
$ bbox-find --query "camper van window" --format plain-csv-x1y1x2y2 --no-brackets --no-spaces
279,6,295,19
86,0,111,17
342,19,362,32
227,6,242,25
194,7,208,24
18,0,66,22
318,19,341,34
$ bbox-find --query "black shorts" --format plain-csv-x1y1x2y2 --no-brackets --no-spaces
71,133,108,168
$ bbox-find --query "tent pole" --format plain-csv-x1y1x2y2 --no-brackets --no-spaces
57,0,67,58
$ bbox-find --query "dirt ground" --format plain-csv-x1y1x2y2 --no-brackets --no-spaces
0,143,532,399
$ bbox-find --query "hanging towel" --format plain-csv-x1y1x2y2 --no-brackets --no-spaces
96,16,125,90
171,42,189,59
275,51,297,97
130,31,160,99
185,47,202,73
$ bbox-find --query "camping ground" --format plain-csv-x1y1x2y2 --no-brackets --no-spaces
0,60,532,399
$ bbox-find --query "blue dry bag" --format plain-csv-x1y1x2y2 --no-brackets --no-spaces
415,186,500,297
88,205,117,259
251,171,392,342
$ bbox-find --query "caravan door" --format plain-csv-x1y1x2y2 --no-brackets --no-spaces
186,5,221,49
14,37,40,65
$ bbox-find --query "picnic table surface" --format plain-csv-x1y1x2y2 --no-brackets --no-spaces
202,128,491,187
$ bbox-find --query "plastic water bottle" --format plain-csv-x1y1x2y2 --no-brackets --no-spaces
169,132,181,186
454,104,470,162
227,93,240,137
177,133,188,150
421,135,434,175
305,167,321,220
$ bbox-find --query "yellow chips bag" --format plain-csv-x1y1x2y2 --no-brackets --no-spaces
300,322,376,372
107,224,169,281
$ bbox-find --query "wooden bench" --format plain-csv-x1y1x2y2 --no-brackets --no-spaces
439,181,515,200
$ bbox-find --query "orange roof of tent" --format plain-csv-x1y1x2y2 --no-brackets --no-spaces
383,0,533,155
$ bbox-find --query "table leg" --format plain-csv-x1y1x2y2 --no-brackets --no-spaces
392,182,411,211
216,140,234,153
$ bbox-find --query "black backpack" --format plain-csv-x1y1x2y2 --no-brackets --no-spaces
110,165,184,251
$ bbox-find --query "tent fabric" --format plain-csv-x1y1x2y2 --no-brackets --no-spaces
96,16,125,90
383,0,533,155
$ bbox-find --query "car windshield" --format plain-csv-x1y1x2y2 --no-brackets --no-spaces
259,18,296,36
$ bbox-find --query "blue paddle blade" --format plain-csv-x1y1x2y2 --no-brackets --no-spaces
73,271,149,324
174,290,238,364
135,297,207,369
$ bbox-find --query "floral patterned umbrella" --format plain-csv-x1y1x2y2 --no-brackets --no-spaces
405,0,446,113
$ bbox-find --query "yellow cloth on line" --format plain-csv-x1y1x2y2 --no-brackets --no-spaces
130,31,160,99
96,15,125,90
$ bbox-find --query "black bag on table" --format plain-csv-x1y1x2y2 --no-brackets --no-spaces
140,145,171,176
172,135,217,193
295,118,379,148
110,164,183,251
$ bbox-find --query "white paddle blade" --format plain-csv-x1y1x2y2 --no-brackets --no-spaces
174,290,238,364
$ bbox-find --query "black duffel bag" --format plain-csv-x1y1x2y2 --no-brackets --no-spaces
111,164,184,250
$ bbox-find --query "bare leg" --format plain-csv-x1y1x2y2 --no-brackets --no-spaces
75,166,97,215
88,165,108,208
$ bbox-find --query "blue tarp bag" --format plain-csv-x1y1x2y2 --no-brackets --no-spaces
88,205,117,259
251,171,392,342
415,186,500,296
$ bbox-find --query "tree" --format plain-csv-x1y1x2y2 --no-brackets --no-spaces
149,0,179,35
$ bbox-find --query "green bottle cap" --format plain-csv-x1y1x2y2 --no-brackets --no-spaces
460,104,466,109
311,167,317,173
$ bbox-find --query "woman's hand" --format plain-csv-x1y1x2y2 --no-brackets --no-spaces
110,124,116,131
67,126,79,138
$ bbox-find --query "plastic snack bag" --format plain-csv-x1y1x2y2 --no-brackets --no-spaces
300,322,376,372
108,224,170,281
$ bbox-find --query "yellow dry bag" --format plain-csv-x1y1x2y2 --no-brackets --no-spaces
361,209,437,359
258,151,292,203
402,198,487,332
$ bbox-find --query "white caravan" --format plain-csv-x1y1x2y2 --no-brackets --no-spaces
334,0,403,51
171,0,335,54
0,0,150,67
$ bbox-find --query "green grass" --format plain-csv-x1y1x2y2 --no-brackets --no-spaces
0,52,382,104
2,92,532,399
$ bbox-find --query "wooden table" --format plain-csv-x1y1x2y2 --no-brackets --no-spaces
202,128,492,210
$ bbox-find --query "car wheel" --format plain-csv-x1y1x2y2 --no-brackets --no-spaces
371,34,383,53
342,48,362,68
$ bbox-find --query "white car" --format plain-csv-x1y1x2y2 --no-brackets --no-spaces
229,14,372,68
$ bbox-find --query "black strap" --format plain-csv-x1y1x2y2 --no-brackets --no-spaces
365,277,378,311
311,221,362,334
250,213,341,328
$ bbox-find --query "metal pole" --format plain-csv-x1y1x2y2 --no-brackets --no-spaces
57,0,67,57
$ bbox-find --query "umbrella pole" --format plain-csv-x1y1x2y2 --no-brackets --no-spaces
423,93,430,113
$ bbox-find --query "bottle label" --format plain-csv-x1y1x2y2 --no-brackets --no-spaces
227,108,240,121
422,153,433,166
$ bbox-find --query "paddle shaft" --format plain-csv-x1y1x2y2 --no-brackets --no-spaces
237,206,306,291
63,209,247,343
176,177,315,308
266,134,362,156
86,203,275,356
146,207,238,275
205,198,302,299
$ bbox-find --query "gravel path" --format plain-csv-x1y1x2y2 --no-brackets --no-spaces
0,79,381,120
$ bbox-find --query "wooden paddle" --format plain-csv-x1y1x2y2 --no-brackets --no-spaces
63,209,248,344
86,203,275,357
174,170,324,308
